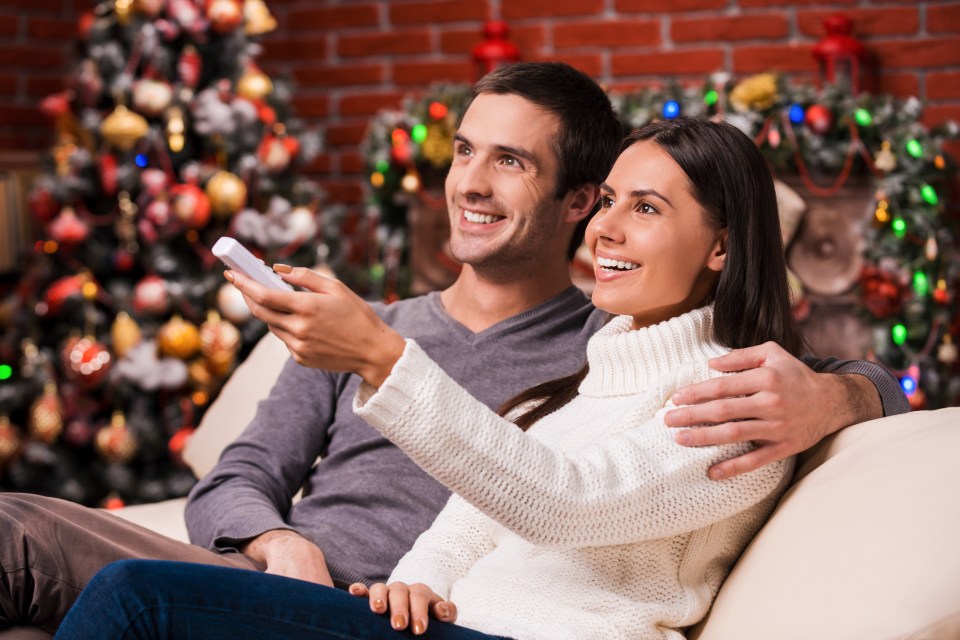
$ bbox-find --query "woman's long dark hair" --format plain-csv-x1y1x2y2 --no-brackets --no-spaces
501,116,805,430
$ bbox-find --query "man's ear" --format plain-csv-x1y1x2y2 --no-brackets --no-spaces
706,229,728,272
564,183,600,223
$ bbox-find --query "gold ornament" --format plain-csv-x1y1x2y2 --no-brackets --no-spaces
166,105,186,153
101,105,149,151
874,141,897,173
200,311,241,376
421,123,454,167
730,73,779,113
115,0,133,24
236,66,273,101
939,336,958,365
134,0,165,16
244,0,276,35
111,311,143,358
157,315,201,360
29,382,64,443
95,411,138,463
217,283,251,323
188,358,216,391
0,415,21,465
205,171,248,217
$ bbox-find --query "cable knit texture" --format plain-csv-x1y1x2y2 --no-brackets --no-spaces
354,306,794,640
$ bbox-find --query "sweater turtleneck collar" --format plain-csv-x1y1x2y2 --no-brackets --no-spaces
579,306,729,397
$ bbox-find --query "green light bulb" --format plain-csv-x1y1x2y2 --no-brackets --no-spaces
913,272,929,296
704,90,718,106
854,108,872,127
411,124,428,144
0,364,11,380
375,160,390,174
920,184,939,206
892,324,907,346
892,217,907,238
906,139,923,158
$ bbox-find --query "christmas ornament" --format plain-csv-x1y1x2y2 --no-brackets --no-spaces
44,273,91,315
95,411,138,463
100,153,119,194
48,207,90,245
132,79,174,117
170,182,212,229
63,418,96,448
103,494,126,510
114,340,189,390
100,105,149,151
874,141,896,173
167,0,204,33
939,337,958,365
859,266,904,319
75,60,104,107
114,0,134,25
134,0,165,17
28,185,59,223
205,171,247,217
0,416,21,466
813,14,867,93
257,125,299,173
132,274,169,315
144,197,172,228
165,105,187,153
157,315,201,360
235,65,272,101
471,20,519,81
243,0,276,35
421,124,454,167
141,168,169,196
200,311,241,376
188,358,215,391
804,104,833,135
286,206,318,244
29,382,64,444
206,0,243,33
217,282,250,323
111,311,143,358
907,388,926,411
730,73,778,113
62,335,113,387
168,426,195,466
177,46,202,89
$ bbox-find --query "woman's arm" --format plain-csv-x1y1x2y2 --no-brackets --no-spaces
355,341,793,549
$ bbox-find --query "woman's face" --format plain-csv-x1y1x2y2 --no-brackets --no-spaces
586,140,727,330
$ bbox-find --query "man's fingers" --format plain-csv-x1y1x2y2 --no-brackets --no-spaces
670,368,771,409
674,420,773,447
706,342,782,373
708,445,786,480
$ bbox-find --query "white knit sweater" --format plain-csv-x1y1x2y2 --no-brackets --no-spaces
354,306,793,640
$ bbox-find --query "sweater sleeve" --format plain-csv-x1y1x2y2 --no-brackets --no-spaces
355,341,792,550
801,354,908,416
387,494,497,599
185,358,337,551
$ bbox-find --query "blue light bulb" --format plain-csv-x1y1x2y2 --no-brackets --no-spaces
663,100,681,120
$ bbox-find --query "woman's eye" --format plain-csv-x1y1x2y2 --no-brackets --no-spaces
637,201,658,214
599,195,614,209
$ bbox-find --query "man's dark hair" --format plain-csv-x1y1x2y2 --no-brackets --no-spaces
474,62,622,258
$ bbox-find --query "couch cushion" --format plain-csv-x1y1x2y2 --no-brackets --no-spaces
691,407,960,640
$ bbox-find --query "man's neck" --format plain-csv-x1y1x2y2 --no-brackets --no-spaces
440,264,575,333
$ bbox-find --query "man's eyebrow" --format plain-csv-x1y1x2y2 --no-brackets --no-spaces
453,134,540,166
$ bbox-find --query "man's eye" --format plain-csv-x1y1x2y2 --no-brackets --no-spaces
455,144,472,157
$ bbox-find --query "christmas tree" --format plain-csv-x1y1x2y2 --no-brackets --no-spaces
0,0,337,507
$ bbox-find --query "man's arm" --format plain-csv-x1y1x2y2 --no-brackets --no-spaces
664,342,908,479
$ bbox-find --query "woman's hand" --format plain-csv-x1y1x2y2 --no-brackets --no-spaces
225,266,406,387
348,582,458,635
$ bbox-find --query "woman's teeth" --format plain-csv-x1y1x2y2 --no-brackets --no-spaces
597,257,640,271
464,211,500,224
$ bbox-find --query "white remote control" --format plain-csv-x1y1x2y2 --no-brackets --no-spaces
212,237,294,291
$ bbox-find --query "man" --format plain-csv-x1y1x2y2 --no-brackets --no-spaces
0,62,906,637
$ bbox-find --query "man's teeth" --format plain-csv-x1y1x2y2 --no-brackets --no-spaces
597,257,640,271
464,210,500,224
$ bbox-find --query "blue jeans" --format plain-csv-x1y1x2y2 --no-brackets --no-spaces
54,560,513,640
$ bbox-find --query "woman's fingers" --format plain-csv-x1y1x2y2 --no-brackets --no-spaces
367,582,389,615
386,583,411,631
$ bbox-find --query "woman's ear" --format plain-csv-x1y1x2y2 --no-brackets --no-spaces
706,229,728,272
564,184,600,223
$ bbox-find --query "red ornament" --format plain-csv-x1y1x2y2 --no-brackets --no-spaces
170,183,212,229
113,248,136,272
77,11,95,41
907,388,926,411
257,131,300,173
29,187,60,223
933,286,950,305
132,274,170,315
813,14,867,93
44,273,89,315
48,207,90,245
206,0,243,33
103,494,126,510
141,168,169,196
471,21,520,81
177,45,202,89
100,153,119,194
168,426,195,466
62,335,113,388
804,104,833,135
859,266,904,319
40,92,72,120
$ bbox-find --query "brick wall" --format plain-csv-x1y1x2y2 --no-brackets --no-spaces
4,0,959,205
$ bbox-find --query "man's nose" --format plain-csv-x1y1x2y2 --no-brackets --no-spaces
455,156,493,198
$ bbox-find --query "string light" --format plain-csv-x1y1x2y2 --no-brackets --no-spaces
900,376,917,395
370,172,385,188
891,323,907,345
663,100,680,119
375,160,389,174
906,139,923,158
428,101,448,119
704,90,718,106
920,184,939,206
913,271,929,296
789,104,805,124
874,199,890,223
854,108,872,126
891,217,907,238
934,155,945,169
411,124,427,144
0,364,12,380
135,154,148,167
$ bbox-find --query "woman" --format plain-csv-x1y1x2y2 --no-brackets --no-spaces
55,117,803,640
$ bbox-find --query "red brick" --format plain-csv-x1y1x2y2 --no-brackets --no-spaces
389,1,488,25
927,71,960,101
338,92,405,117
0,45,63,69
325,122,370,147
439,24,544,55
392,61,473,86
1,0,64,10
672,15,788,43
922,104,960,131
340,151,365,175
530,53,603,78
733,44,818,73
0,14,18,37
0,75,17,97
617,0,726,12
25,76,65,97
338,31,432,58
287,5,379,31
555,19,660,49
863,72,919,99
260,37,328,65
740,0,854,6
27,17,76,40
291,95,330,118
0,132,38,151
503,0,603,20
320,180,364,204
798,8,918,38
293,64,384,88
872,38,960,69
301,153,332,174
612,49,725,77
929,4,960,34
607,80,666,94
0,105,46,127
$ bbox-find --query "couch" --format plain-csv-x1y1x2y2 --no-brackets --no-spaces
112,332,960,639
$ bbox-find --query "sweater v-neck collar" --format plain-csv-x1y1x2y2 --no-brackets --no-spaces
427,286,589,344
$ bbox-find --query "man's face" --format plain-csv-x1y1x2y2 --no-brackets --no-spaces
444,93,570,276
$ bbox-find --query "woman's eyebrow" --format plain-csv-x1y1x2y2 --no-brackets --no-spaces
629,188,672,207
